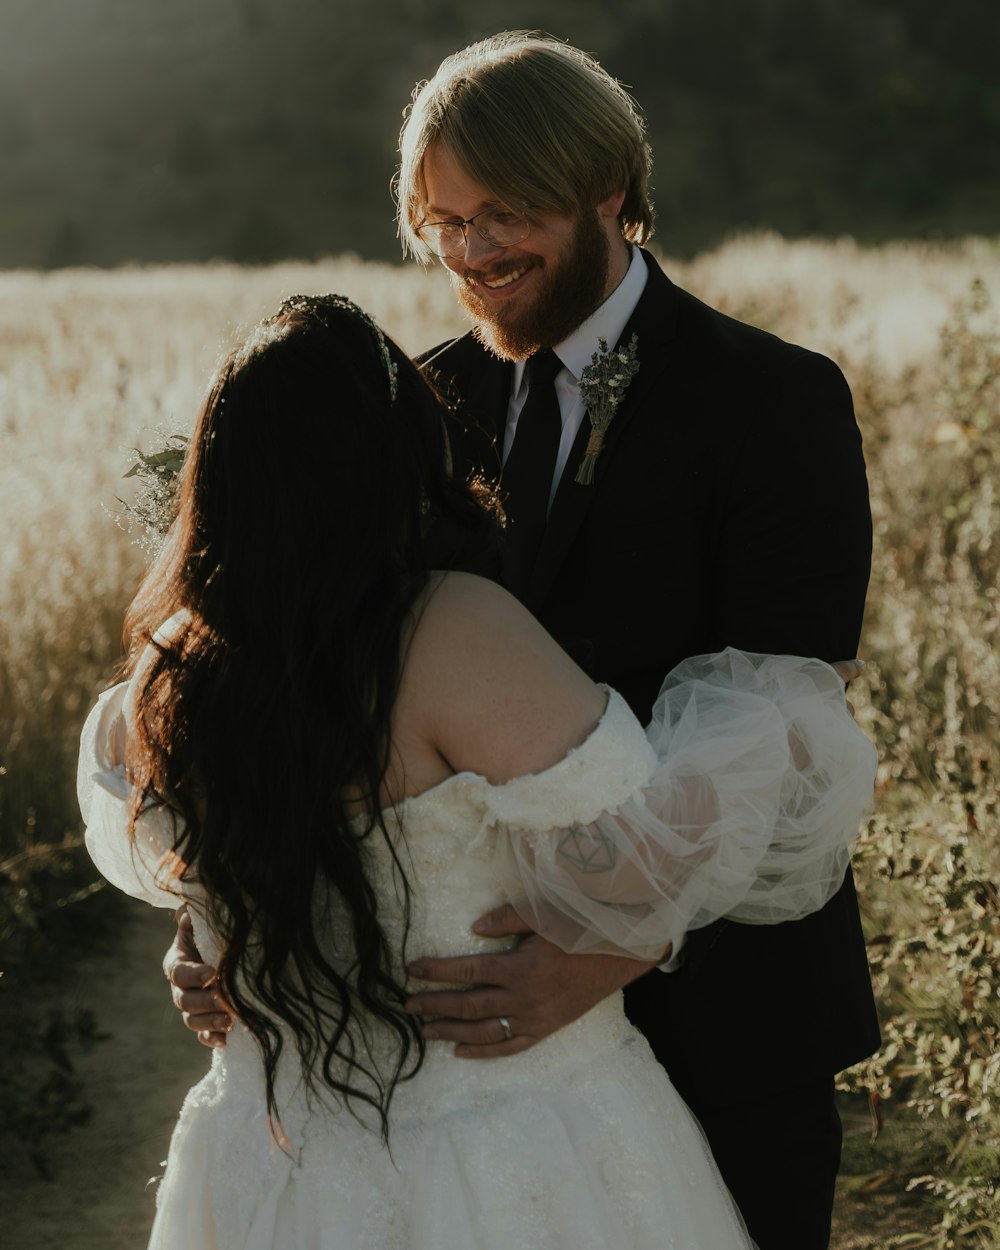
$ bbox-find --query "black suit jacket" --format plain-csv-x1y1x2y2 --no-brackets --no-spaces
419,250,880,1108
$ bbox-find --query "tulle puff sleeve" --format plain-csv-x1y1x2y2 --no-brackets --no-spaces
484,649,877,961
77,682,188,910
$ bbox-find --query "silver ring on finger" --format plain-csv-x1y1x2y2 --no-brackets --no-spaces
498,1014,514,1041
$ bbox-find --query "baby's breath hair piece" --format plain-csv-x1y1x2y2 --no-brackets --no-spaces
274,293,399,402
115,432,189,552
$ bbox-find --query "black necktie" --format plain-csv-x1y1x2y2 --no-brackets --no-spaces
500,348,563,597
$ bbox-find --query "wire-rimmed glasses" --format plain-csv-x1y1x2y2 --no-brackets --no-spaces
415,206,531,259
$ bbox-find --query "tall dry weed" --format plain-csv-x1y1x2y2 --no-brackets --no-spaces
841,281,1000,1245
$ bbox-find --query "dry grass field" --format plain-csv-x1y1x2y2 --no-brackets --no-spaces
1,236,998,1247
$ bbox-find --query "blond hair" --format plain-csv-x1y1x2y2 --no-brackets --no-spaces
396,31,654,261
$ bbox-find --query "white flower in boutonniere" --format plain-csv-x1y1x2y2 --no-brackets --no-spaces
574,333,640,486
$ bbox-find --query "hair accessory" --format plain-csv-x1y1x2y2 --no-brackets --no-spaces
275,293,399,402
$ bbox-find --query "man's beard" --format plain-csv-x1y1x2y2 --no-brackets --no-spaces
453,210,611,361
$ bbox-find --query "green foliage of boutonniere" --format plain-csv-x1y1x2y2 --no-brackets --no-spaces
574,334,640,486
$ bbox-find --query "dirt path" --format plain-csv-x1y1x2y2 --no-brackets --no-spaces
3,897,934,1249
3,898,210,1250
831,1102,938,1248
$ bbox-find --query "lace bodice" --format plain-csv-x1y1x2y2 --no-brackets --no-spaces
352,688,653,958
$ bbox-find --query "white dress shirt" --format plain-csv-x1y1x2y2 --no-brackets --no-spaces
503,245,649,512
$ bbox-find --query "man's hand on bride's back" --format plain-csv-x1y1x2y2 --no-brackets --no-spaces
164,903,233,1048
403,904,654,1058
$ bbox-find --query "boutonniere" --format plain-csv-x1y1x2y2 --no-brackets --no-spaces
574,333,640,485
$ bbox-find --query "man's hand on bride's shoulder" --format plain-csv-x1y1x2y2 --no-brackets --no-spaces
164,903,233,1048
403,904,654,1059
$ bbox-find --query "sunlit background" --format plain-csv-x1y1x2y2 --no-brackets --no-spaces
2,0,998,270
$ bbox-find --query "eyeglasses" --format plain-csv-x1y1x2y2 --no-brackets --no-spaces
415,206,531,259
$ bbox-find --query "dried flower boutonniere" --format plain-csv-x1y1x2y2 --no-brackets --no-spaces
574,334,640,485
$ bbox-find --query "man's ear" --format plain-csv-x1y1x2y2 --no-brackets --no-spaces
596,188,627,222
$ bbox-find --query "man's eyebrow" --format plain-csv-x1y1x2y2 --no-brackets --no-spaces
424,199,495,218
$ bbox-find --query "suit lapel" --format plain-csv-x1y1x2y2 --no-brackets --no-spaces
527,253,681,607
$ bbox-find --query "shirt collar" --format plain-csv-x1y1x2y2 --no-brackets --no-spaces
512,245,648,394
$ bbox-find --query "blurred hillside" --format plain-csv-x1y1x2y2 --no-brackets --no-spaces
1,0,998,270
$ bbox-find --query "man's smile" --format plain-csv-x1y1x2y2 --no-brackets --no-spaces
482,263,532,290
462,259,537,298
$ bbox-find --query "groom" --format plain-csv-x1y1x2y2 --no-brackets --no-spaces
394,32,879,1250
170,32,878,1250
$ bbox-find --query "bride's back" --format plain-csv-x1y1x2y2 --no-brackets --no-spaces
370,569,605,818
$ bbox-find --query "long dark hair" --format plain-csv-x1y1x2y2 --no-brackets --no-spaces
123,295,499,1139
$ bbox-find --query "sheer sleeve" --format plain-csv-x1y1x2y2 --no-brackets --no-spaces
77,682,187,910
485,649,877,960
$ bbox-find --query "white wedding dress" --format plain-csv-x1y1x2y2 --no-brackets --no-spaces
79,649,875,1250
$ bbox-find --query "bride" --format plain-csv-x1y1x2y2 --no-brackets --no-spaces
79,294,875,1249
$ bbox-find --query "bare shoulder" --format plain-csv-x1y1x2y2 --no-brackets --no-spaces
416,569,542,642
404,572,606,783
411,571,584,692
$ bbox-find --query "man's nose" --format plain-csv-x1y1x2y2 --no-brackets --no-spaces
462,227,505,267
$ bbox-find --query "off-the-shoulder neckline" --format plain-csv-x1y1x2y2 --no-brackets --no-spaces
356,685,633,827
100,670,640,833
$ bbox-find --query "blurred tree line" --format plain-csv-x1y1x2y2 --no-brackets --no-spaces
0,0,997,270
